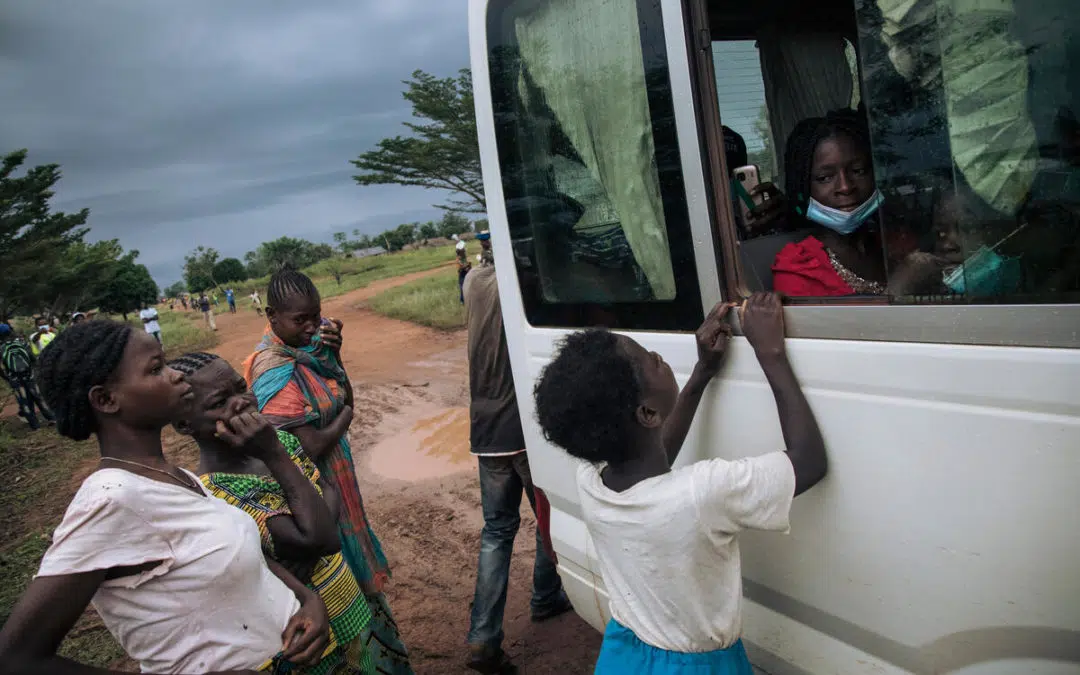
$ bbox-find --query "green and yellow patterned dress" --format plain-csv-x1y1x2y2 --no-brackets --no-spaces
201,431,375,675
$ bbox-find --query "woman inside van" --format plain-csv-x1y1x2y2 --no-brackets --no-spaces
770,109,942,297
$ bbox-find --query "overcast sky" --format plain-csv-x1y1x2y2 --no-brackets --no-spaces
0,1,470,286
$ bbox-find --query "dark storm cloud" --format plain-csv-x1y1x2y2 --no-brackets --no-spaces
0,0,470,284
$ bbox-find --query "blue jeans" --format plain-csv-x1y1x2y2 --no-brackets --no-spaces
467,453,565,648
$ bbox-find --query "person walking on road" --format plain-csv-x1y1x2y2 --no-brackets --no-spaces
226,288,237,314
251,289,263,316
463,231,571,674
198,294,217,331
140,302,163,344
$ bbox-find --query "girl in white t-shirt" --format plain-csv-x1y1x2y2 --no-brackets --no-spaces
0,320,331,675
533,293,828,675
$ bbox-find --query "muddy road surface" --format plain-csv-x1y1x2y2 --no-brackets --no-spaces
163,272,602,674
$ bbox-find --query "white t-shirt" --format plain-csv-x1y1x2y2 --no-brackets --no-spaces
37,468,300,674
139,308,160,334
577,452,796,653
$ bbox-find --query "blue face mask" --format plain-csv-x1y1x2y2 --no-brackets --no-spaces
943,245,1022,297
804,190,884,235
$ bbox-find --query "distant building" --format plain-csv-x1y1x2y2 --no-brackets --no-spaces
350,246,387,259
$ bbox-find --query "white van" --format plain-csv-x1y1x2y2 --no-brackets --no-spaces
468,0,1080,672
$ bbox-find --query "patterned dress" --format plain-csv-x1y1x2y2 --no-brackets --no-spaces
244,329,413,675
201,431,373,675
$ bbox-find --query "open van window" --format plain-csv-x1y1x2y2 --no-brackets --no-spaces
487,0,705,330
709,0,1080,306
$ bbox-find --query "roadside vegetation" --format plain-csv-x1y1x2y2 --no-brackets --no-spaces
368,268,466,330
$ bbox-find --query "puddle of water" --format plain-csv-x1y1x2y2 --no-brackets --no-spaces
365,406,474,482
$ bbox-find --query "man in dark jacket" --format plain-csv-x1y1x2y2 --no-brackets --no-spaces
463,231,571,674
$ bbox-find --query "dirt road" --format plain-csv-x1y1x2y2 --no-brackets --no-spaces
162,270,602,674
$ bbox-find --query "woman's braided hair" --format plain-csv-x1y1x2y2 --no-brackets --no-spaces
267,264,319,310
167,351,220,378
783,108,873,219
35,320,132,441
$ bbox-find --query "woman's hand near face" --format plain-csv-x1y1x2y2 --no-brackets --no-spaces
215,411,281,459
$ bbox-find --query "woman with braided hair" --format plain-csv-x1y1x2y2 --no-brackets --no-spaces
771,109,936,297
170,350,377,675
244,265,412,674
0,320,331,675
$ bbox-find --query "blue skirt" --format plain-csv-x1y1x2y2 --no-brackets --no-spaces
594,620,754,674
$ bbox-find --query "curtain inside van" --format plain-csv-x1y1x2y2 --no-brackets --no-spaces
876,0,1040,215
757,28,855,179
513,0,677,300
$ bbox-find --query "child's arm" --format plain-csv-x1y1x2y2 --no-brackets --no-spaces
741,293,827,496
292,405,353,460
662,302,735,463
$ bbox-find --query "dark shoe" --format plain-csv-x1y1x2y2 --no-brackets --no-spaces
467,644,518,674
531,593,574,623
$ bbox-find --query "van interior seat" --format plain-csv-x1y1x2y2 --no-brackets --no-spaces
738,229,813,291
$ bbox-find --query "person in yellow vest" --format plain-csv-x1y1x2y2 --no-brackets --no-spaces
28,316,57,356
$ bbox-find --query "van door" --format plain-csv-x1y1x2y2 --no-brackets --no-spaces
470,0,728,629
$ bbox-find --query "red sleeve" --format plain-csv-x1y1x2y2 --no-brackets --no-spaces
772,236,855,297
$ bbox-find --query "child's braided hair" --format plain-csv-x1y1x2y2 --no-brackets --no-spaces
267,264,319,310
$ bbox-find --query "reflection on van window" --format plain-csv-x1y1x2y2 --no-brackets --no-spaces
487,0,703,330
720,0,1080,303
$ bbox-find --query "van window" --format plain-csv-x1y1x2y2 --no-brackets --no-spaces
487,0,704,330
714,0,1080,303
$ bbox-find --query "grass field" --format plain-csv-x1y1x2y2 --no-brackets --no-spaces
368,268,467,330
237,242,476,304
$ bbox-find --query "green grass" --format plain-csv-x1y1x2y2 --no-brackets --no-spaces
0,421,128,668
368,268,466,330
232,242,479,304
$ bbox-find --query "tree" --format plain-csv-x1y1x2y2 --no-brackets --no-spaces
352,69,484,213
0,149,90,319
381,223,418,252
96,251,159,321
184,246,220,292
41,239,125,317
333,231,350,254
164,281,186,298
245,236,335,274
418,221,439,241
324,257,346,285
212,257,247,284
437,212,473,239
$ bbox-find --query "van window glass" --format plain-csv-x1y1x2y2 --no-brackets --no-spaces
487,0,704,330
712,40,777,184
714,0,1080,302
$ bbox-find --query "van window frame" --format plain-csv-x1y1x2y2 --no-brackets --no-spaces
484,0,729,332
687,0,1080,349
